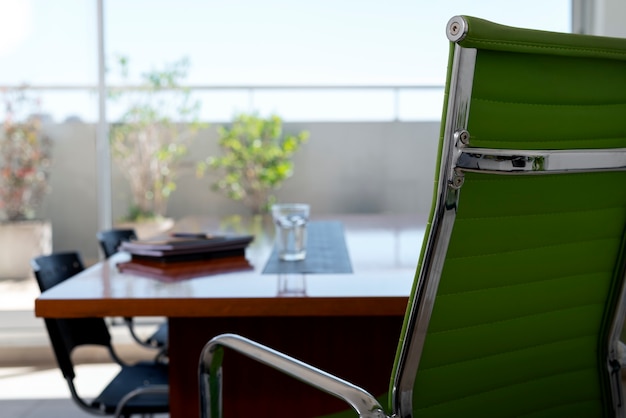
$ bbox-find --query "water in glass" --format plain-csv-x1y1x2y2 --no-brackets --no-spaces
272,204,309,261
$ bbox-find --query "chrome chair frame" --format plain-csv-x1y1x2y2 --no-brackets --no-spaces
199,16,626,418
200,334,387,418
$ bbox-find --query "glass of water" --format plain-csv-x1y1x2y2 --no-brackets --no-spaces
271,203,310,261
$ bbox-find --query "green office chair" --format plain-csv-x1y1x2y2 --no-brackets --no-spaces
199,16,626,418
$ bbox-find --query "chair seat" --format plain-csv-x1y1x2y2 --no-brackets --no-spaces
91,362,169,415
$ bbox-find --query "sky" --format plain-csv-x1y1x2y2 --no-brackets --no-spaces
0,0,572,122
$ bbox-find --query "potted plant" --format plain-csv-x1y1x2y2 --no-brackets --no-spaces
0,88,52,279
197,113,309,215
109,56,205,237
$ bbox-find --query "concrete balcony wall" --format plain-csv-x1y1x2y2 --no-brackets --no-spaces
38,121,440,262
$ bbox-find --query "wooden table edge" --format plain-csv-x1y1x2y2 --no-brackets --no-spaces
35,296,409,318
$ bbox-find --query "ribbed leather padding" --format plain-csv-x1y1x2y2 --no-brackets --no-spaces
468,50,626,150
407,17,626,418
412,171,626,417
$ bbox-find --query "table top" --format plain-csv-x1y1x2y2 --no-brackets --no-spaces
35,214,425,319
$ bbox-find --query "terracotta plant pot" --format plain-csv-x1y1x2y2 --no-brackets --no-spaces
0,220,52,280
115,217,174,240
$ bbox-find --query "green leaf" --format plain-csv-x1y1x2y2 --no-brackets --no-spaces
197,112,308,214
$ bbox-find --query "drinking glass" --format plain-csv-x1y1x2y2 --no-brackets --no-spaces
271,203,310,261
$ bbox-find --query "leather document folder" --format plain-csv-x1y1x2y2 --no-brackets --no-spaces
119,234,254,262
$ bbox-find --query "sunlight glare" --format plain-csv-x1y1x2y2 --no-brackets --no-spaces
0,0,32,56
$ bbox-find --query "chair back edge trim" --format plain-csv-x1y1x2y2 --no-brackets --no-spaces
390,42,476,416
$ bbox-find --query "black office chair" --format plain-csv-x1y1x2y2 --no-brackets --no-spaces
97,228,138,259
32,251,169,418
97,228,169,352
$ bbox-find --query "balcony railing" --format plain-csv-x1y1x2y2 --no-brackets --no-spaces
0,84,445,123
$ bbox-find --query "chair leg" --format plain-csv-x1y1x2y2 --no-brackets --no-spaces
155,348,169,364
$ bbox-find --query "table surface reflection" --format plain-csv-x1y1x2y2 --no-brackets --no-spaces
35,214,425,319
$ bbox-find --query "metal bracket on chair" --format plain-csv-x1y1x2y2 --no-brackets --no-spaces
449,168,465,190
456,147,626,174
448,130,470,190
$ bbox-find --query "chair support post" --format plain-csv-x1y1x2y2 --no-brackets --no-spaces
391,39,476,417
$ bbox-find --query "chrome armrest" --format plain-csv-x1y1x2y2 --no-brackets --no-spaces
199,333,387,418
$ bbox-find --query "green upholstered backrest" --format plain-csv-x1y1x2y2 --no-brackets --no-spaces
391,16,626,418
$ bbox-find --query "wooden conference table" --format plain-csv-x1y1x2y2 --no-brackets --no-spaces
35,214,425,418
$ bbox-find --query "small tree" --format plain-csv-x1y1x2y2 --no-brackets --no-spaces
197,113,309,214
109,56,205,221
0,89,51,222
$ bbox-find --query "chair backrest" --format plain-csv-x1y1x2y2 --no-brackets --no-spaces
32,252,114,380
390,16,626,417
32,251,84,292
97,228,137,258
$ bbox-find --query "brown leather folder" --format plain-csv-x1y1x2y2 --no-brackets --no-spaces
119,234,254,262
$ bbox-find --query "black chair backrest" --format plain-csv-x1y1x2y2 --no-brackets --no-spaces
32,251,84,292
97,228,137,258
32,252,113,380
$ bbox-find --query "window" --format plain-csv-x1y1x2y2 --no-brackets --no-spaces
0,0,572,122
